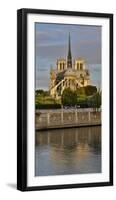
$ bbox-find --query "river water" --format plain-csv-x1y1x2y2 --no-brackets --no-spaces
35,126,101,176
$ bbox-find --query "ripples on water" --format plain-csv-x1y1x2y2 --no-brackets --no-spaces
35,126,101,176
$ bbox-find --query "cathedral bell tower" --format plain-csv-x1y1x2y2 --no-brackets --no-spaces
67,33,72,68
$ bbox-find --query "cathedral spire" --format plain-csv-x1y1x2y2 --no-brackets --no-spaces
67,32,72,68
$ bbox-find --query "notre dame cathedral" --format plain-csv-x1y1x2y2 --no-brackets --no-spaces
49,33,91,99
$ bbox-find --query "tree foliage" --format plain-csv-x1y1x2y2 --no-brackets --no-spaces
76,85,97,96
88,92,101,108
61,88,77,106
84,85,97,96
76,87,85,96
35,89,49,96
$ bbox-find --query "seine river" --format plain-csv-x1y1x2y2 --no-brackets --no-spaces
35,126,101,176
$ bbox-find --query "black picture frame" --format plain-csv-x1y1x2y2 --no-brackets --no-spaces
17,8,113,191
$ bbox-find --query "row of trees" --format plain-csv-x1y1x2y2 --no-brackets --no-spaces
35,89,49,97
76,85,97,96
35,86,101,109
61,87,101,108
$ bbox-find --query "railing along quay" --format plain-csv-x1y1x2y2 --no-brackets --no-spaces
35,109,101,130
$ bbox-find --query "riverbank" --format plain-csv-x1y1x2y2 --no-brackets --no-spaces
35,109,101,130
36,122,101,131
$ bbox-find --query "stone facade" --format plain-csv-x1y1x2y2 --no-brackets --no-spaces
49,34,90,99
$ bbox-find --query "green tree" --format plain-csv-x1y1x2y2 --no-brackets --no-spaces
76,85,97,97
84,85,97,96
88,92,101,109
35,89,44,96
35,89,49,97
93,92,101,108
61,88,77,106
76,87,86,96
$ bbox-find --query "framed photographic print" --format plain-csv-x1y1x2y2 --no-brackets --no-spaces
17,8,113,191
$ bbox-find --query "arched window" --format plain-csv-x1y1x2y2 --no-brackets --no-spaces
80,63,83,70
60,63,62,70
63,63,65,70
77,63,79,70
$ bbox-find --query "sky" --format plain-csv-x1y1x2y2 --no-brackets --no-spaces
35,23,101,90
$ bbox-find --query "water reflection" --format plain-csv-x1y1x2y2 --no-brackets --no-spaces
35,126,101,176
